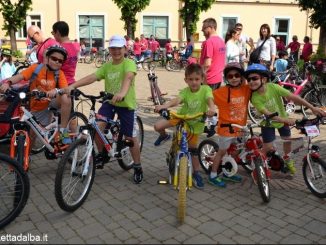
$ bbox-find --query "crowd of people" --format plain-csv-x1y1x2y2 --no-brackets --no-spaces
0,17,323,189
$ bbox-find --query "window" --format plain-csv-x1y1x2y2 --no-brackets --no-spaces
143,16,168,39
222,17,238,40
17,15,41,39
274,18,289,45
79,15,104,49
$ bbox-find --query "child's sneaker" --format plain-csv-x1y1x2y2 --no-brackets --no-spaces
222,174,242,183
154,134,171,146
208,176,226,188
133,164,143,184
285,159,296,175
60,129,72,145
192,172,204,189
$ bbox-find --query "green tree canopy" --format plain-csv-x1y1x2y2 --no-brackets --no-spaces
296,0,326,55
0,0,32,51
112,0,151,39
179,0,215,40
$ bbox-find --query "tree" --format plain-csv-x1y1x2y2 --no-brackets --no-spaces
296,0,326,55
0,0,32,51
112,0,151,39
179,0,215,40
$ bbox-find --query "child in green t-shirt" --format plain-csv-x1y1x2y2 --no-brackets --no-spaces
65,35,143,184
245,63,326,175
153,63,216,189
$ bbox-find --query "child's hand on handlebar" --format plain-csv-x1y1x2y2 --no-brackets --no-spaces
206,108,216,117
311,107,326,117
63,85,75,97
111,92,124,104
47,89,58,99
154,105,166,113
0,82,10,93
283,118,296,126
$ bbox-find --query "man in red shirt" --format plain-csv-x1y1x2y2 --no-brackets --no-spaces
148,35,160,60
140,34,149,58
301,36,313,62
286,35,300,63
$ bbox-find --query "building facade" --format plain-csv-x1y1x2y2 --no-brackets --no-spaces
0,0,320,52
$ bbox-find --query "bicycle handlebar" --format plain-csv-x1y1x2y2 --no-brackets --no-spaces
71,89,115,102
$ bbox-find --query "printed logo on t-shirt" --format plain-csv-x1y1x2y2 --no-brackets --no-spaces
107,72,121,93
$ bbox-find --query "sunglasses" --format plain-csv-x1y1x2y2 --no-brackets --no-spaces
49,56,64,64
226,73,241,80
247,76,260,82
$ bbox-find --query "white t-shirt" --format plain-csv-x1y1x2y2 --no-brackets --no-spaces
256,37,276,62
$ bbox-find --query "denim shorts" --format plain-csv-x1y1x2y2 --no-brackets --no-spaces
261,125,291,143
98,103,136,137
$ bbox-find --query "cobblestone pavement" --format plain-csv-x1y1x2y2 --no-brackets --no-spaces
2,63,326,244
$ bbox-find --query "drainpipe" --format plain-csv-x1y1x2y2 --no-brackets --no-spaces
56,0,60,21
178,0,183,48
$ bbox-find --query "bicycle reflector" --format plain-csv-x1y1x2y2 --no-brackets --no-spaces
19,92,26,99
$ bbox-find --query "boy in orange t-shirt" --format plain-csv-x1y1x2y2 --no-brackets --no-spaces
208,62,251,188
0,45,72,144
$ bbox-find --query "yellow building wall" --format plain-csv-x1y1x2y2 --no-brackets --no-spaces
0,0,320,53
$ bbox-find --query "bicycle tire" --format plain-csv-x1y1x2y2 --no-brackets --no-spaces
94,57,104,68
253,156,270,203
31,111,88,155
117,116,144,170
248,102,261,124
0,153,30,229
302,156,326,198
198,139,218,174
84,54,92,64
169,59,181,72
55,137,95,212
177,156,187,224
301,87,326,118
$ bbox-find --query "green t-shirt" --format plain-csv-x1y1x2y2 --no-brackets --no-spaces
95,58,137,109
177,85,213,134
251,83,291,128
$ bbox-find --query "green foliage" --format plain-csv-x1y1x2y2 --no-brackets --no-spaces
112,0,151,39
0,0,32,34
12,50,23,58
310,46,326,62
179,0,215,38
296,0,326,28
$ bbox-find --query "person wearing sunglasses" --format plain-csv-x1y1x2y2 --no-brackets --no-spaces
0,45,72,145
245,63,326,175
27,25,58,63
209,62,251,187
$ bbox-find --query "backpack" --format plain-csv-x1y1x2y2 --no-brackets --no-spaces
249,39,267,65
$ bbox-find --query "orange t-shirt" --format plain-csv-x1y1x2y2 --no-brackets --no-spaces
213,84,251,136
21,64,68,111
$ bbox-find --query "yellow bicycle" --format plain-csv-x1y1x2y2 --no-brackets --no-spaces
161,110,204,224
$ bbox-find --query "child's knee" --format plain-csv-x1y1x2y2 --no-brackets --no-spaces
60,94,71,106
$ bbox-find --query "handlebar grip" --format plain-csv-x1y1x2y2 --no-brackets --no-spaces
100,91,114,100
159,109,170,120
266,112,278,120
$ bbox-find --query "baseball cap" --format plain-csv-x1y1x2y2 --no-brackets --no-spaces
1,48,12,56
108,35,126,48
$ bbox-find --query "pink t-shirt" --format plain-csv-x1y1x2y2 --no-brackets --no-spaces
149,40,160,52
133,42,141,55
36,38,58,63
200,36,226,85
165,43,173,54
61,42,80,85
140,38,148,52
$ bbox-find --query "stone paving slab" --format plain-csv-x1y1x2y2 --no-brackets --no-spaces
1,63,326,244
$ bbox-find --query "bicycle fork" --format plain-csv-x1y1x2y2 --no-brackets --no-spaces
10,130,30,172
173,152,193,189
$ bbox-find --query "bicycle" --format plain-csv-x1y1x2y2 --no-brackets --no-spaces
55,89,144,212
199,113,279,203
0,88,87,171
248,62,326,124
159,109,205,223
94,48,111,68
147,67,166,106
0,153,30,229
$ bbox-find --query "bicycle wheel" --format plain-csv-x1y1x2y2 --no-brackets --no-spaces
301,87,326,118
177,156,187,224
84,54,92,64
94,56,104,68
302,156,326,198
55,137,95,212
248,102,261,124
0,153,30,229
253,156,270,203
31,112,88,155
198,139,218,174
117,116,144,170
168,59,181,71
150,82,165,106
